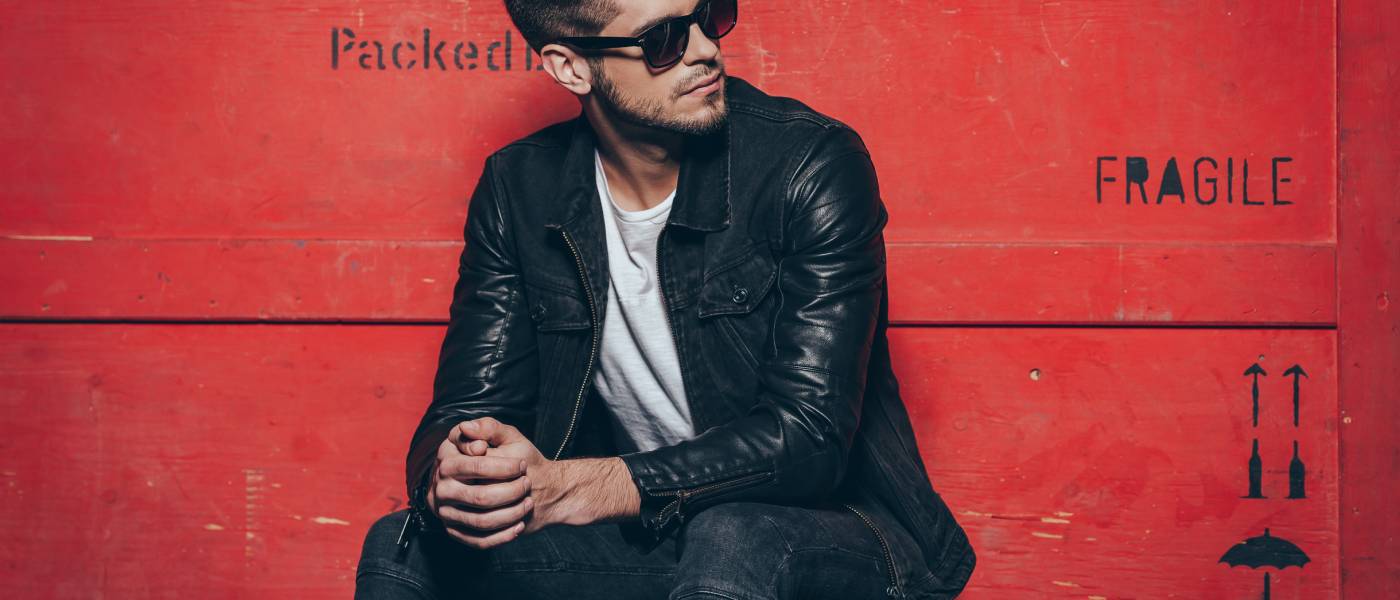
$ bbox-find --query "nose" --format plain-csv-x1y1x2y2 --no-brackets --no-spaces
683,21,721,65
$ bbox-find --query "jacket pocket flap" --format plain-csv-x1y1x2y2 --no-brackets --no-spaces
698,249,778,318
525,283,592,332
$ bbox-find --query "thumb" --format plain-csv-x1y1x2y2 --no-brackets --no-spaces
456,417,526,447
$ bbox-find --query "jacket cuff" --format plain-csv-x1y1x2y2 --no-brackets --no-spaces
617,450,776,542
618,451,681,541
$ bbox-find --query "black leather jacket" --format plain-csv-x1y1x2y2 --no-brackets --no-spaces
401,75,975,599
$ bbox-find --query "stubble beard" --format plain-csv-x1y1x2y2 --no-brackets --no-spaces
591,58,728,137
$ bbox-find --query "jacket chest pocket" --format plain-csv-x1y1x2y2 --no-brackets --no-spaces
524,280,595,446
697,248,779,375
524,281,592,332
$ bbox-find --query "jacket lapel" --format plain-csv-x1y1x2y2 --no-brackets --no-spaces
543,112,732,312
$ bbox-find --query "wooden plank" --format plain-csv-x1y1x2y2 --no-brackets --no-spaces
0,238,1335,325
887,242,1335,326
1337,0,1400,595
0,324,1337,598
887,327,1339,598
0,238,462,322
0,324,437,598
0,1,1332,243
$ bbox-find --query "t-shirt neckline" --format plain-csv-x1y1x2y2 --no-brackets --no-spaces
596,149,676,224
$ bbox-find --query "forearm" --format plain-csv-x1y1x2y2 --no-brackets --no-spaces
537,456,641,526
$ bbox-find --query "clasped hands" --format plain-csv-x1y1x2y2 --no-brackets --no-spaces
427,417,615,549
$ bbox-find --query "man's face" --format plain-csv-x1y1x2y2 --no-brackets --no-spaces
588,0,728,136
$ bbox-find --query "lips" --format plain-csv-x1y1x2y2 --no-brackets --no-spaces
685,71,722,94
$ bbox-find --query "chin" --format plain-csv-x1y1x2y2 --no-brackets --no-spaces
684,95,726,120
683,104,726,130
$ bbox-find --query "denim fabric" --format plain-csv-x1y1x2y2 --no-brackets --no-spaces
356,501,901,600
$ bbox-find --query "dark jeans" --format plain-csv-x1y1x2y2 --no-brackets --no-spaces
355,500,901,600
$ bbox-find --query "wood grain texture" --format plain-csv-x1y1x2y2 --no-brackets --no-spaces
1337,0,1400,596
1,239,1335,325
0,0,1380,597
0,1,1332,243
0,324,1339,598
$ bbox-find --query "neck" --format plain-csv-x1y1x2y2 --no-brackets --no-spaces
584,107,685,212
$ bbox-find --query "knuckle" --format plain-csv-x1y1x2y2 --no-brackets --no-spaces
474,488,497,508
462,488,483,507
462,455,487,474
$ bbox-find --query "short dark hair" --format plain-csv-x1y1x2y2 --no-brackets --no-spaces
503,0,622,54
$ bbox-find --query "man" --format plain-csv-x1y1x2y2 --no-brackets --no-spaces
355,0,975,598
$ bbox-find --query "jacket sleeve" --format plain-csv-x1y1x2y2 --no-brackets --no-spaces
402,154,539,539
617,126,888,541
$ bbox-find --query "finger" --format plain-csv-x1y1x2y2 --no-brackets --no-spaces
442,520,526,550
436,473,531,510
437,436,464,462
438,494,535,532
457,417,527,447
456,437,490,457
438,454,528,482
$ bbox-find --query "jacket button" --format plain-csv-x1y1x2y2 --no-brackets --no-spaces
530,304,546,322
731,287,748,304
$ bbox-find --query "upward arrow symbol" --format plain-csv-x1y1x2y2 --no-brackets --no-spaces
1284,364,1308,427
1244,363,1267,427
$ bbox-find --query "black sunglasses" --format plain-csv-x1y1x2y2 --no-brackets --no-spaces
550,0,738,69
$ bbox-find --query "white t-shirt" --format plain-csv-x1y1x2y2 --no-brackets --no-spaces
592,148,696,453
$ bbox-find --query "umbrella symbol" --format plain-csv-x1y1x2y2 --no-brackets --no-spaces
1219,528,1310,599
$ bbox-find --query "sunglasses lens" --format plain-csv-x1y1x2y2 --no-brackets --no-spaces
701,0,737,39
641,20,687,68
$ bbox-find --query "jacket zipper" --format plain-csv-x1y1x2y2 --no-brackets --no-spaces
844,502,904,598
653,470,772,525
553,229,601,460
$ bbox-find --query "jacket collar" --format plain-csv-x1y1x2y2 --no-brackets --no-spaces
542,111,731,233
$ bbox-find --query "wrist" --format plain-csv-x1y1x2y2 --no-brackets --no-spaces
540,457,641,527
588,456,641,523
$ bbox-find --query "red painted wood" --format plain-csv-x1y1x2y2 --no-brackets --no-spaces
888,328,1338,599
1337,0,1400,596
0,239,1335,324
0,325,1339,598
0,1,1331,244
0,0,1386,597
0,324,434,598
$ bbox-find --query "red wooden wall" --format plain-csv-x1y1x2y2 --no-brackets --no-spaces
2,1,1395,597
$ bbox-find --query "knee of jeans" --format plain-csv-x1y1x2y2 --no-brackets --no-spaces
677,502,793,594
683,502,789,552
359,509,413,562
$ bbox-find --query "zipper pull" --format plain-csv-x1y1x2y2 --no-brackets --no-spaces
395,509,417,549
397,506,422,548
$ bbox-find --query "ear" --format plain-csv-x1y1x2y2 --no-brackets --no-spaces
539,43,595,96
